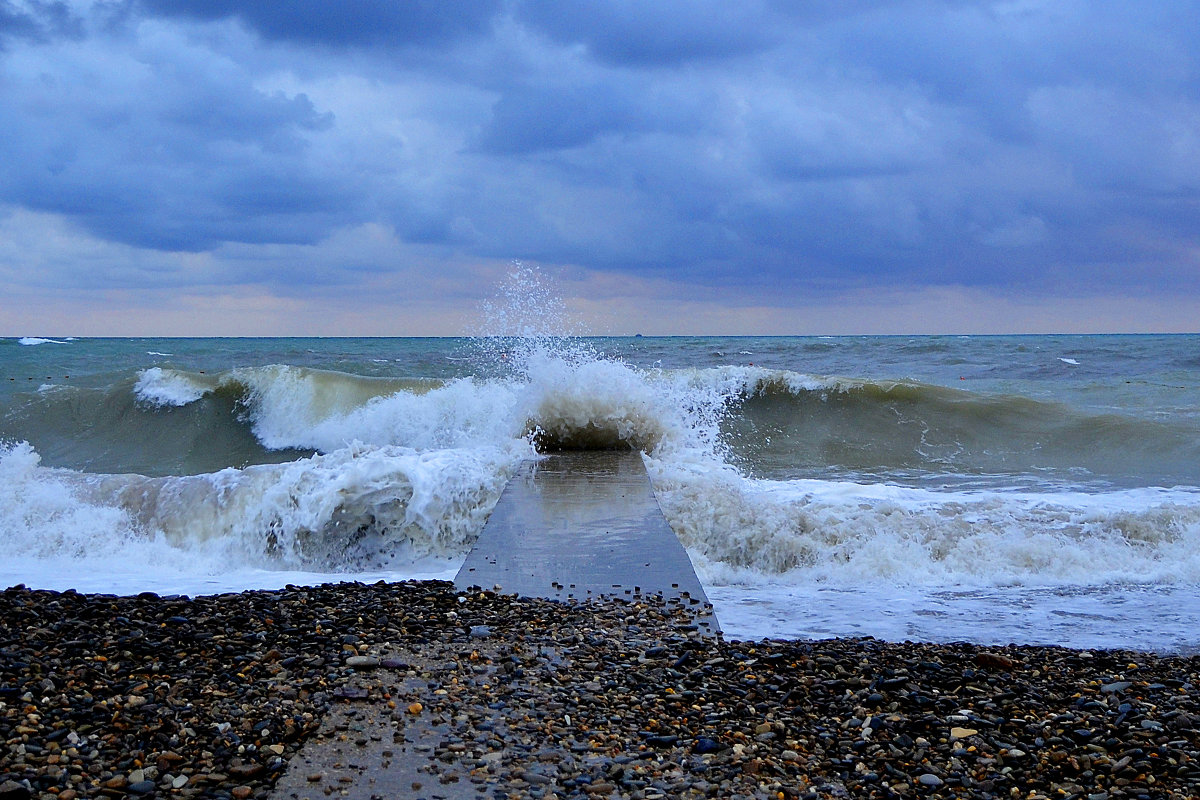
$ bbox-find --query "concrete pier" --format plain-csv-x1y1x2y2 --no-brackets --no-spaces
455,450,717,631
269,452,718,800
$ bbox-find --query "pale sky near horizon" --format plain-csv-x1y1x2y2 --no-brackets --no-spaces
2,1,1198,336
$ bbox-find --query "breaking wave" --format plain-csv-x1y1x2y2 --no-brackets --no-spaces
6,341,1200,592
1,439,522,572
648,455,1200,587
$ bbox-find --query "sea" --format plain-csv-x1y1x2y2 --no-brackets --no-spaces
3,333,1200,652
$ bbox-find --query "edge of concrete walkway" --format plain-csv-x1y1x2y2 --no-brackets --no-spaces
454,450,717,633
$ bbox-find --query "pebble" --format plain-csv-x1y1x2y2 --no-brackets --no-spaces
2,581,1198,800
0,781,31,800
345,655,379,669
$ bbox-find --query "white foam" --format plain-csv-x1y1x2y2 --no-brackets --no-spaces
0,441,142,559
17,337,68,345
1,439,527,592
104,357,1200,595
88,443,526,564
223,351,766,456
706,582,1200,652
1060,357,1080,365
0,564,462,599
646,450,1200,648
27,348,755,593
133,359,839,459
521,350,701,451
646,455,1200,587
134,367,212,407
240,369,525,452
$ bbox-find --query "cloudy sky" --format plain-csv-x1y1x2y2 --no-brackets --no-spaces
1,0,1197,335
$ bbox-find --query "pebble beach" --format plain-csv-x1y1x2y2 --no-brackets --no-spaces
3,581,1199,800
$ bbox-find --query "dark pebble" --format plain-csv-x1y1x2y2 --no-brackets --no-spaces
645,734,679,747
3,581,1199,800
0,781,31,800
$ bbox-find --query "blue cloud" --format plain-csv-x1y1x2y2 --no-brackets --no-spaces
0,0,1198,304
138,0,503,47
516,0,775,65
0,26,356,253
0,0,83,46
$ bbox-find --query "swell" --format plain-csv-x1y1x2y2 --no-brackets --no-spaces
0,366,460,476
722,375,1200,488
181,355,709,456
1,359,691,476
0,379,313,477
9,360,1199,489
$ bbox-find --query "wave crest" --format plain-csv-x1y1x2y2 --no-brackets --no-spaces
135,367,215,407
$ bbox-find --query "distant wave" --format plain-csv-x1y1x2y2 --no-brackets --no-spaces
720,371,1200,489
18,337,69,346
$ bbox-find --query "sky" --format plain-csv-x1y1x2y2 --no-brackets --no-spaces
1,0,1198,335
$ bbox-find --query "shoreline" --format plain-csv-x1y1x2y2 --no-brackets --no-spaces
2,581,1198,799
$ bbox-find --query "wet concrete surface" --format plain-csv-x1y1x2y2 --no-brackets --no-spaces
269,654,484,800
454,450,716,631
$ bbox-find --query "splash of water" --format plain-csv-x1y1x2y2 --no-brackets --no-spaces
471,262,598,382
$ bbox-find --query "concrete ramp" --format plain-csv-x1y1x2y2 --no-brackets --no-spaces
455,450,717,631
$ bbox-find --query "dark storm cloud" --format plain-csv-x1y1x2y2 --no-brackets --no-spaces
516,0,775,65
477,82,645,155
1,0,1198,303
0,12,358,254
0,1,82,45
138,0,503,48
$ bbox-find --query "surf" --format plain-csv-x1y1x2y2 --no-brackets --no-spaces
4,324,1200,650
